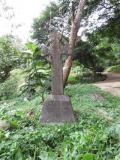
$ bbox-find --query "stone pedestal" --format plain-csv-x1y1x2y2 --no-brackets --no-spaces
40,95,75,123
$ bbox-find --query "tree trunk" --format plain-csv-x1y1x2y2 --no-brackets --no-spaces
63,0,86,86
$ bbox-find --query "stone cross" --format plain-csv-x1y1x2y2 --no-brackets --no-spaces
50,32,64,95
40,31,75,123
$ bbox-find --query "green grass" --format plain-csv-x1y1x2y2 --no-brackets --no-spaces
1,84,120,159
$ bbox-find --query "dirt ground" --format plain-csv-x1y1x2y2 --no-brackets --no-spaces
94,73,120,97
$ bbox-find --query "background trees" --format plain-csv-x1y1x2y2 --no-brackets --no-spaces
0,35,21,82
73,33,113,81
0,1,120,159
32,0,120,85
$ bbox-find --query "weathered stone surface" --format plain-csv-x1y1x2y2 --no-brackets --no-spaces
0,120,11,130
40,32,75,123
40,95,75,123
51,32,63,95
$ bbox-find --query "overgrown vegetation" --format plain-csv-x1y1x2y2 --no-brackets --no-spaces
0,35,22,83
0,0,120,159
107,65,120,73
1,84,120,159
21,42,51,100
0,69,25,101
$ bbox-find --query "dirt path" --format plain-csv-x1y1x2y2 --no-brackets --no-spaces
94,73,120,97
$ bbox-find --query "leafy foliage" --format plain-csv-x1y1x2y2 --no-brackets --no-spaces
96,1,120,40
0,35,21,82
32,2,60,44
0,0,120,158
0,76,18,100
32,0,98,44
107,65,120,73
73,36,111,81
32,0,120,44
1,84,120,159
22,42,51,100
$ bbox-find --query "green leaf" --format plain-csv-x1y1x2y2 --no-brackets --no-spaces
82,153,94,160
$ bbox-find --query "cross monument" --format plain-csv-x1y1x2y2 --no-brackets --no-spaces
40,32,75,123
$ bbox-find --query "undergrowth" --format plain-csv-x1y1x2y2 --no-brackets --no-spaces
0,84,120,159
106,65,120,73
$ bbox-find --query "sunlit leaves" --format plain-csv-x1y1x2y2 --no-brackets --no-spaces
0,35,21,82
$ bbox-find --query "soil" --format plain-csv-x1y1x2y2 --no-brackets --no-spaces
94,73,120,97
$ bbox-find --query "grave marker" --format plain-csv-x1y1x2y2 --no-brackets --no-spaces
40,32,75,123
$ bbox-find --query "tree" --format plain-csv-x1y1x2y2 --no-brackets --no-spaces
0,35,21,82
32,0,87,86
63,0,120,84
73,33,112,81
63,0,86,85
32,0,120,86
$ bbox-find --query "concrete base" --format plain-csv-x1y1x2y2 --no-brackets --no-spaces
40,95,75,123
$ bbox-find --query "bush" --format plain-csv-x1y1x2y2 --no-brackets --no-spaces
106,65,120,73
0,76,18,100
68,65,92,84
68,65,106,84
0,35,21,83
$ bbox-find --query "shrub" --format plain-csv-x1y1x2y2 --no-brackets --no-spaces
106,65,120,73
0,35,21,83
0,76,18,100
